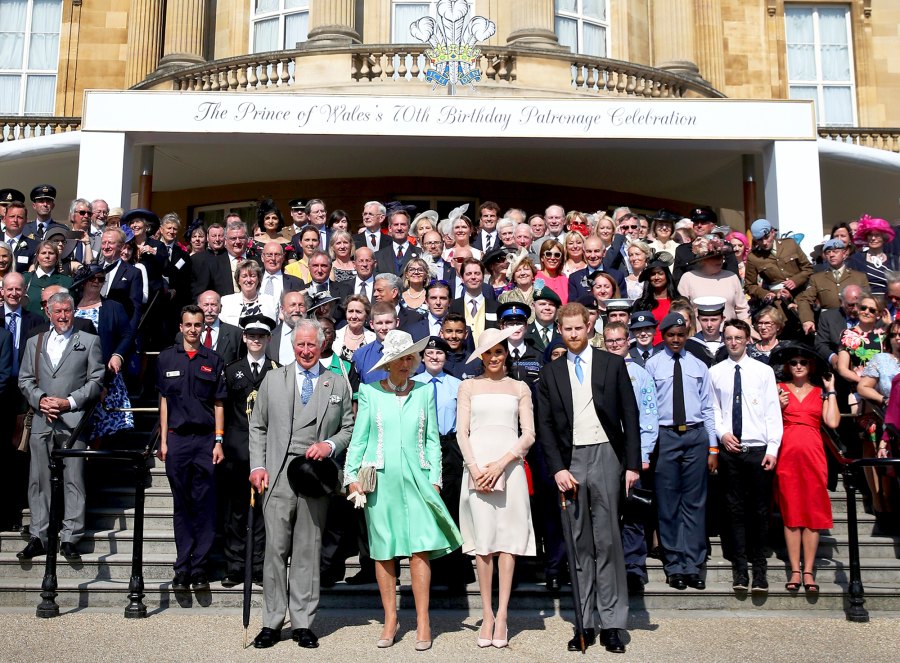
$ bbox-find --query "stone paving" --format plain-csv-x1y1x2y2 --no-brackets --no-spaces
1,608,895,663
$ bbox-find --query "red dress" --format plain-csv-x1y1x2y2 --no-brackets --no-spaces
775,384,833,529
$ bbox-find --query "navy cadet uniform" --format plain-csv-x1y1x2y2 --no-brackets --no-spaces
644,312,717,588
221,323,278,585
157,342,226,582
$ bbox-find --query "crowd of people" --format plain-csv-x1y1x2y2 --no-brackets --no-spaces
2,185,899,653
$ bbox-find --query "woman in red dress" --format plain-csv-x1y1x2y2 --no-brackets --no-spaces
773,345,840,593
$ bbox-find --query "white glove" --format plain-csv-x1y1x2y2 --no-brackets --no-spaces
346,490,367,509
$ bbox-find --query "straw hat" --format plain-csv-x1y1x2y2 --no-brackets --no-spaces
369,329,430,373
466,325,523,364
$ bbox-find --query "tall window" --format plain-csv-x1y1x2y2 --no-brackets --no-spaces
391,1,472,43
0,0,62,116
785,4,856,126
555,0,608,57
251,0,309,53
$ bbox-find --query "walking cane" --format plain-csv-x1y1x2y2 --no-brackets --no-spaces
559,488,587,654
243,485,260,648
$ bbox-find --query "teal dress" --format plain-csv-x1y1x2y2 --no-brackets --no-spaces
344,382,462,561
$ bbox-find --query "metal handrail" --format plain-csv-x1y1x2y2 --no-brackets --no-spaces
36,417,160,619
820,424,900,622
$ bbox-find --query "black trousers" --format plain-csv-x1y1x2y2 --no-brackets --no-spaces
718,446,772,571
430,433,475,586
220,457,265,577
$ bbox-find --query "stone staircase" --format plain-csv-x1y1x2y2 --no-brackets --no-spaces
1,454,899,614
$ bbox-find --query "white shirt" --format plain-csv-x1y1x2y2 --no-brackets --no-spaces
3,304,22,347
709,354,783,457
46,328,72,367
428,313,444,336
102,259,120,297
262,271,284,303
246,355,266,376
392,241,410,256
202,319,220,350
508,340,526,358
481,230,497,249
279,323,295,365
364,230,381,250
353,275,375,298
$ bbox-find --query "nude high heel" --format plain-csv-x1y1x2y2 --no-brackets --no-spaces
376,622,399,648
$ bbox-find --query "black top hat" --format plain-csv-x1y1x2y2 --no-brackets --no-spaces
287,456,340,498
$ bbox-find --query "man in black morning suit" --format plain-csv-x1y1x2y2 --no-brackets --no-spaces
220,314,279,587
537,302,641,654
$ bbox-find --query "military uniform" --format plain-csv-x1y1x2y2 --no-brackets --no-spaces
221,355,278,582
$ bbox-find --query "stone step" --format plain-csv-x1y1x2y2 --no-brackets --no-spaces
22,507,176,531
0,530,176,555
88,486,174,509
1,578,899,612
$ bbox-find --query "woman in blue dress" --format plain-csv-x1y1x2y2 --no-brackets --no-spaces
344,330,462,652
72,264,135,441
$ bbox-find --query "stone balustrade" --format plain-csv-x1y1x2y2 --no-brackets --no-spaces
818,128,900,153
0,116,81,142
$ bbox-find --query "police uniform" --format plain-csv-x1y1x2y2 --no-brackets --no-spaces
157,342,226,583
221,334,278,584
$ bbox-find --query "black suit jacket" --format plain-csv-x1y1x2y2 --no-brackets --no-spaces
22,219,65,239
602,234,629,273
290,226,332,256
525,321,555,354
191,252,261,299
223,356,279,463
471,230,499,253
354,230,386,252
673,242,740,285
175,320,244,365
0,327,11,395
162,242,193,306
97,298,134,363
568,265,627,301
374,241,423,276
6,235,37,272
536,349,642,474
104,260,144,330
402,313,436,342
815,306,853,362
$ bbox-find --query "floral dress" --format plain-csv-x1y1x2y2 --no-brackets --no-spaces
74,305,135,439
841,326,885,440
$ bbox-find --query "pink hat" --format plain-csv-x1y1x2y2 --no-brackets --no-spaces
853,214,895,245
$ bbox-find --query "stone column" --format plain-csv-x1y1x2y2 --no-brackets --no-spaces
305,0,360,46
159,0,207,68
694,0,725,90
77,133,134,209
763,141,823,242
651,0,699,79
124,0,165,87
507,0,560,48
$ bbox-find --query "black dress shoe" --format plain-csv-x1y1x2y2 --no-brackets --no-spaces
172,571,190,591
221,574,241,588
191,572,210,590
345,571,376,585
567,628,596,652
59,542,81,560
17,537,46,560
252,627,279,649
600,628,626,654
668,574,687,590
320,571,340,589
627,574,646,595
685,574,706,590
292,628,319,649
546,576,562,592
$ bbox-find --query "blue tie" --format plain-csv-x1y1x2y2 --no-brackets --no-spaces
301,370,313,405
6,312,17,374
574,355,584,384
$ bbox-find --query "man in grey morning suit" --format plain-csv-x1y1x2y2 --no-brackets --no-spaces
17,292,104,560
248,318,354,650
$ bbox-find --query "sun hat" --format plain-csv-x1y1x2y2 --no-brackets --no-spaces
369,329,430,373
466,325,523,364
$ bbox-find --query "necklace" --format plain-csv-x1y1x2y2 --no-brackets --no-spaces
385,377,409,393
406,289,425,300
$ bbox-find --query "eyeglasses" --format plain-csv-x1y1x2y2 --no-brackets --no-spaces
756,321,775,327
890,332,900,337
407,267,425,274
423,240,442,246
89,276,106,283
604,337,627,345
543,251,562,258
859,305,878,314
788,359,809,367
619,225,638,230
75,210,90,216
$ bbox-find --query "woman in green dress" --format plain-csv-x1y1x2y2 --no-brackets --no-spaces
344,329,462,652
23,241,72,315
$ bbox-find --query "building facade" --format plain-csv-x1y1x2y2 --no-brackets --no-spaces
1,0,898,232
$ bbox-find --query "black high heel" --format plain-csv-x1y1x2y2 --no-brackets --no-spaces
802,571,819,593
785,570,802,591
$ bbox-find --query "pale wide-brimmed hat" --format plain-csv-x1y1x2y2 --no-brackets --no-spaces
466,325,523,364
369,329,431,373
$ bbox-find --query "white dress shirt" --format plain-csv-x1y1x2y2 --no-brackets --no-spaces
278,323,295,365
364,230,382,250
709,354,783,457
202,319,221,350
261,270,284,303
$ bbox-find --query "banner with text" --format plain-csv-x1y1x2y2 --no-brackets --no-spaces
82,92,816,141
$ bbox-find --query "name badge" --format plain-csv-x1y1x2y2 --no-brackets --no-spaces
200,365,213,373
166,370,181,377
175,258,185,270
17,255,28,264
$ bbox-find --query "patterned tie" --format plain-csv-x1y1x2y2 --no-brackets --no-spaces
264,274,275,296
6,311,17,373
301,370,314,405
485,233,494,253
203,325,213,348
574,355,584,384
369,233,376,248
540,326,549,346
396,245,404,260
733,364,743,440
470,298,478,317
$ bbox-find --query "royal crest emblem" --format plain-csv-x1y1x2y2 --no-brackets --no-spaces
409,0,496,95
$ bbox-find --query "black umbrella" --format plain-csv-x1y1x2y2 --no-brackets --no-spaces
559,489,587,654
243,486,259,648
